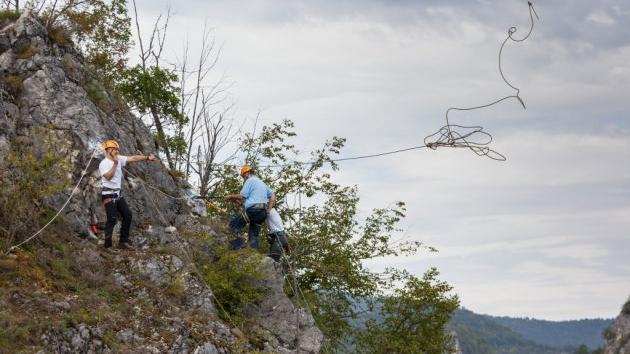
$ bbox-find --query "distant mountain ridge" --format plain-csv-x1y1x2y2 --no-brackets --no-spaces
451,308,613,354
491,313,612,349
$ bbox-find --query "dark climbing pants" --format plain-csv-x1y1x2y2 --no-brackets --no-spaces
267,231,290,262
102,195,132,247
229,207,267,250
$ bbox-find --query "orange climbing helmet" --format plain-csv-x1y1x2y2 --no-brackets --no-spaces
102,140,119,150
239,165,253,177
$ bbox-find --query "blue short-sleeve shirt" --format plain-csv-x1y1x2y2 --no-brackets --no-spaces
240,176,273,209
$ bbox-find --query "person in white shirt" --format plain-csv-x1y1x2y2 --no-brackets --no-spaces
266,208,290,262
99,140,157,249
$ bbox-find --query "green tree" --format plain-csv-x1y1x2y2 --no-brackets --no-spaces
211,119,457,352
117,64,187,169
38,0,132,84
356,268,460,354
66,0,132,84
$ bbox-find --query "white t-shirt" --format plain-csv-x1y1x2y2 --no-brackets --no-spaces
266,208,284,233
99,156,128,193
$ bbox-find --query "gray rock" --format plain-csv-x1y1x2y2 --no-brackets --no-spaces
193,342,220,354
51,300,71,311
117,329,144,345
113,272,133,289
604,299,630,354
2,12,324,354
243,257,323,353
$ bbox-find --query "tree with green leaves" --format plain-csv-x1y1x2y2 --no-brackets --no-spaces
115,1,187,170
33,0,132,85
210,119,459,352
356,268,460,354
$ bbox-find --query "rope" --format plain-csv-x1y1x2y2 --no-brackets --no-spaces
5,148,99,255
124,168,189,200
122,167,181,226
424,1,539,161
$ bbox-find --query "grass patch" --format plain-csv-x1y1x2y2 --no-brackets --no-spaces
102,330,120,351
0,10,20,27
84,79,112,112
48,24,72,47
98,288,124,305
0,73,26,98
15,45,39,59
163,273,187,303
0,321,44,352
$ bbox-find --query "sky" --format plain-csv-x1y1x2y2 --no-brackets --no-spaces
133,0,630,321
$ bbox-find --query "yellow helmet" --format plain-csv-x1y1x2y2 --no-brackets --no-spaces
239,165,253,177
102,140,119,150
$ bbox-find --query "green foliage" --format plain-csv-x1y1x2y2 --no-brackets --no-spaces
118,65,182,119
201,247,268,326
40,0,132,85
69,0,131,83
211,119,453,352
356,268,459,354
163,273,186,302
573,345,604,354
0,129,72,253
117,64,188,164
0,9,20,26
48,24,73,47
622,298,630,315
102,330,120,351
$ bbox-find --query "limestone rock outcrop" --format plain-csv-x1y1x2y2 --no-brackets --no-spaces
603,298,630,354
1,12,322,353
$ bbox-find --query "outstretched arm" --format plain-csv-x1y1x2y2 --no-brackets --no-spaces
127,153,157,163
225,194,244,204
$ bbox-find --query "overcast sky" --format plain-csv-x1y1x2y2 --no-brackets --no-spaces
134,0,630,321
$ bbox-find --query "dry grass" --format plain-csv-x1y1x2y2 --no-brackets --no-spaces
14,46,39,60
0,74,26,98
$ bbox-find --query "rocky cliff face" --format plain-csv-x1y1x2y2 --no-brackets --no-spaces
0,12,322,353
604,298,630,354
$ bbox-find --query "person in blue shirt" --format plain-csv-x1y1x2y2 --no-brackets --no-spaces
225,165,275,249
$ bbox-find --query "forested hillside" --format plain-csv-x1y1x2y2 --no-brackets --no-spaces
451,308,611,354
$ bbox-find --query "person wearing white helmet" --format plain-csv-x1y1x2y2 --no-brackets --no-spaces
99,139,157,249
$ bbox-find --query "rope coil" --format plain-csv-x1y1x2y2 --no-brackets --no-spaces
424,1,539,161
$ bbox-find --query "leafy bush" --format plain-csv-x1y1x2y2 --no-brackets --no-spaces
201,247,268,325
48,24,73,47
0,129,72,253
622,298,630,315
0,9,20,27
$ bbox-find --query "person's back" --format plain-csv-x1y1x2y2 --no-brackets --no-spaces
225,166,276,249
240,176,272,209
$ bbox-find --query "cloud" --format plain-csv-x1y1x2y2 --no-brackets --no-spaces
587,11,616,25
131,0,630,320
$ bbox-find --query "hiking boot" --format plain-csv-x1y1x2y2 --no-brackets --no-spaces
117,242,133,250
